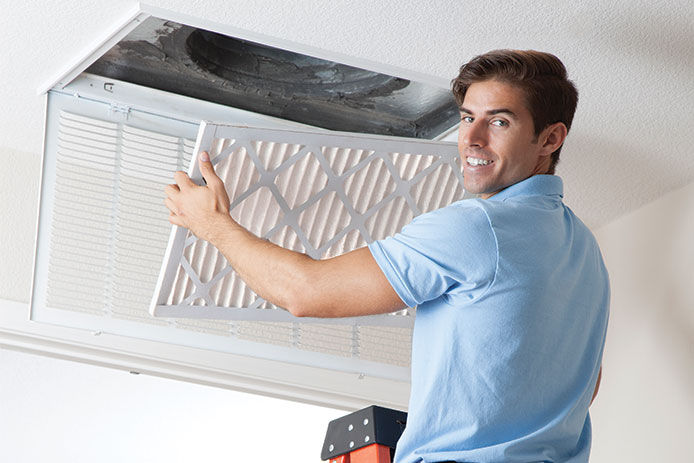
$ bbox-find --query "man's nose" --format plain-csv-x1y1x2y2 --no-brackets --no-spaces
460,121,487,147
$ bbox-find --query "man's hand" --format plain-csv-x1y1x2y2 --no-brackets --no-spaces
165,151,235,243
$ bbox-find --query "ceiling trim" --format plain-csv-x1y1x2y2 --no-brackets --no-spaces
36,5,148,95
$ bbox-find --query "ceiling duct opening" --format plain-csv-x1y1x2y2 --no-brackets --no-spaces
185,31,409,97
85,17,459,138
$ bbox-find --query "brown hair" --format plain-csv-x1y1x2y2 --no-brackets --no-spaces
451,50,578,174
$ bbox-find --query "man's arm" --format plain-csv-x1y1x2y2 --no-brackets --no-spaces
165,152,405,318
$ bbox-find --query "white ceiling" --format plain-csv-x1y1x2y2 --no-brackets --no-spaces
3,0,693,229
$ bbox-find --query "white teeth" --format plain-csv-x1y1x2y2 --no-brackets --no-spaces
467,157,491,166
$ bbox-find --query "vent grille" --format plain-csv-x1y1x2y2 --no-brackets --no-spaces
43,111,466,369
47,111,193,324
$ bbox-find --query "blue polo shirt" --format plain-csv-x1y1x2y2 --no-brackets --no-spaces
368,175,609,463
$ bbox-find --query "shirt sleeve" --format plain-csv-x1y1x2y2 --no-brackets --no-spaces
368,201,498,308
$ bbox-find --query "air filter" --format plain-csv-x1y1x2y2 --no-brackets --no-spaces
151,122,464,327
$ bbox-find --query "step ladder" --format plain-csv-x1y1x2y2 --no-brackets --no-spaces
321,405,407,463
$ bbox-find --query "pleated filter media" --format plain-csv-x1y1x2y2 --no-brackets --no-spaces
46,113,463,368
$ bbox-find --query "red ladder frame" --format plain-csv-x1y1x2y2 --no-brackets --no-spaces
326,443,391,463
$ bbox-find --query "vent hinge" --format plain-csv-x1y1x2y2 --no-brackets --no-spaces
109,102,131,120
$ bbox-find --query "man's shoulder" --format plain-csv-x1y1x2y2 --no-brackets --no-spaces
413,198,493,234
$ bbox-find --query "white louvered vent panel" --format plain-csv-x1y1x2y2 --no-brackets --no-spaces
46,111,194,326
47,112,118,316
152,122,464,354
112,126,195,323
41,102,460,373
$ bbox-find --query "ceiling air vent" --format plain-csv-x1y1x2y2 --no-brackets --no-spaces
31,6,464,390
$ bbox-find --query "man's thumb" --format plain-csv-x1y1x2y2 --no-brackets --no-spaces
198,151,220,185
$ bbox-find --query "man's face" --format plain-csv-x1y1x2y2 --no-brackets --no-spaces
458,79,549,199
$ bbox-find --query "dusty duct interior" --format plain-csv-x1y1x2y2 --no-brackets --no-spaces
85,17,458,138
186,30,408,97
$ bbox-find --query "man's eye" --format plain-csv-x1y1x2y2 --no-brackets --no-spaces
491,119,508,127
461,116,474,123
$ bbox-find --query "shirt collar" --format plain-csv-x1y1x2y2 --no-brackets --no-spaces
487,175,564,202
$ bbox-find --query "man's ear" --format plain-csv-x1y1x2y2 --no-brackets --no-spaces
539,122,568,157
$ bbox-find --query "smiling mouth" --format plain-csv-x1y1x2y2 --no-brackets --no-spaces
466,156,493,166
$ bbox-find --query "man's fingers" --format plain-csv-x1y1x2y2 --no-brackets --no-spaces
164,197,181,216
173,171,196,189
198,151,224,189
169,211,185,227
164,184,180,197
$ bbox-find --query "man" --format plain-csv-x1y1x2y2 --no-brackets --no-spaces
165,50,609,462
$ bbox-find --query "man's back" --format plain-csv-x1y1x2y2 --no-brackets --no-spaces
368,175,609,462
165,48,607,463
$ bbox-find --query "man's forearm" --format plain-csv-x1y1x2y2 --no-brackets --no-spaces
207,215,314,316
205,214,405,318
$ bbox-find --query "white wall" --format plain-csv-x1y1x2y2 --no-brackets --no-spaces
0,147,39,301
590,180,694,461
0,346,343,463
